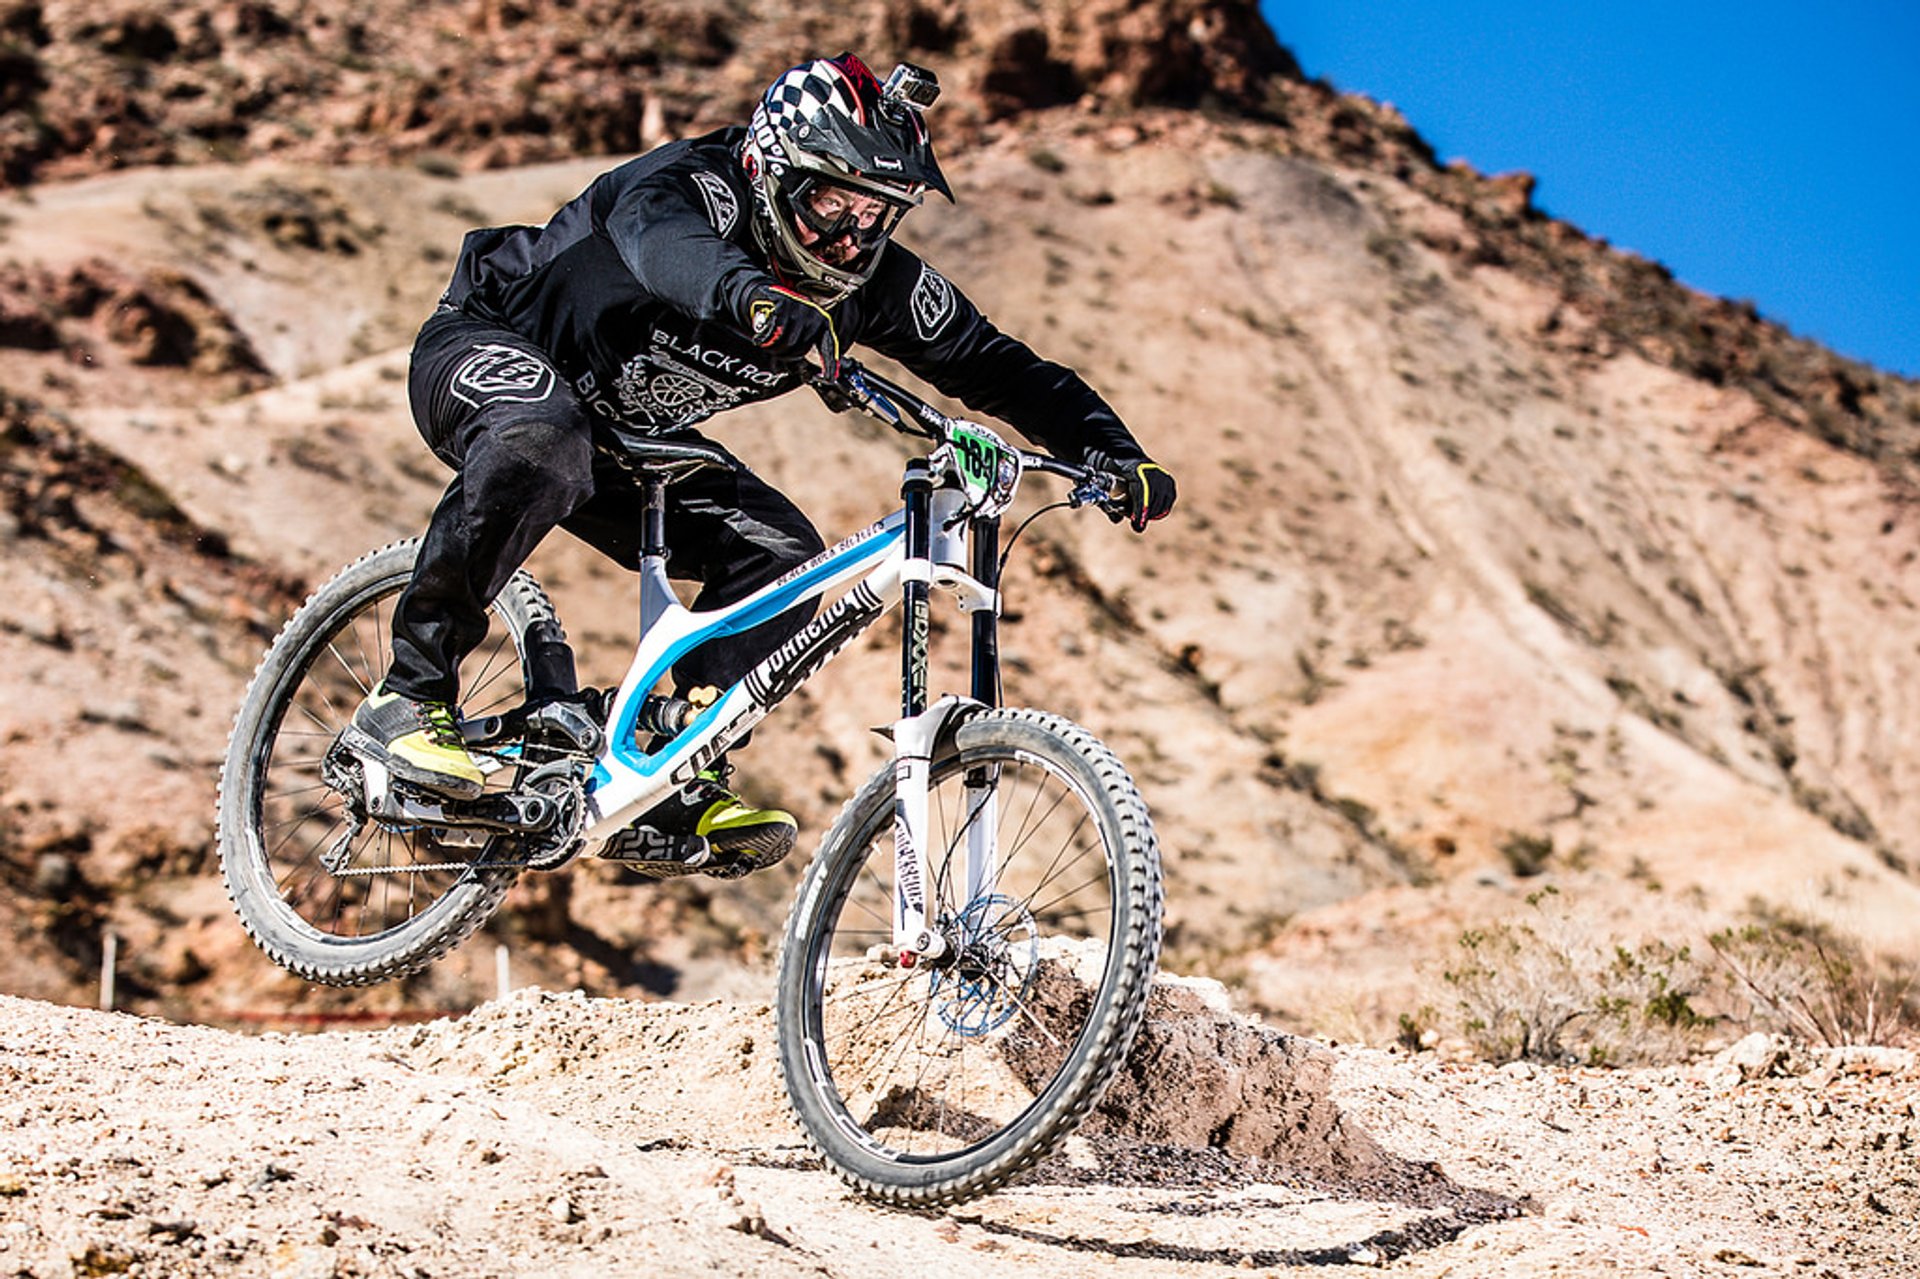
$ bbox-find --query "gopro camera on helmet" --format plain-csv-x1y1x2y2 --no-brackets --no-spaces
883,63,941,112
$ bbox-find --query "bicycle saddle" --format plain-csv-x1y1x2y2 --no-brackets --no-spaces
594,426,739,479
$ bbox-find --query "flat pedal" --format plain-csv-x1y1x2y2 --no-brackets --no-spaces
597,824,715,878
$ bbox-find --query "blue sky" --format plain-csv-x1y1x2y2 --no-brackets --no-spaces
1260,3,1920,378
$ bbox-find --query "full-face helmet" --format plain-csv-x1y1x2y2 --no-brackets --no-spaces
742,53,951,303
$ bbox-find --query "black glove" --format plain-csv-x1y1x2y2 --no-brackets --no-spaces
743,283,842,375
1087,450,1177,532
1120,461,1177,531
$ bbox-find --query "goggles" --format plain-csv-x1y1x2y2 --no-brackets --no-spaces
784,175,917,260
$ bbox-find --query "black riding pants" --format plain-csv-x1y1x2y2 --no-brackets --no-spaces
385,309,826,705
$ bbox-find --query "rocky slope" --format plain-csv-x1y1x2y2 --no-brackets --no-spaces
1,0,1916,1052
0,0,1294,181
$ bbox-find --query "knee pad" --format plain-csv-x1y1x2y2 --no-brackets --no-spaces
472,417,595,511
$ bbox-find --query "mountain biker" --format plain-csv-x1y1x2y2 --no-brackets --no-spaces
347,52,1177,868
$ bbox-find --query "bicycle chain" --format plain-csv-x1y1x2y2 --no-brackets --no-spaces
317,743,587,878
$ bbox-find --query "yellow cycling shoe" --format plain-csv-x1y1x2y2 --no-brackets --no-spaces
643,761,797,875
343,684,487,800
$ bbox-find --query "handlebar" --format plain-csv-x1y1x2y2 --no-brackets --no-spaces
810,358,1128,518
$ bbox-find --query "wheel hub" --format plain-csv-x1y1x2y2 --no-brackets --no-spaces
929,893,1040,1037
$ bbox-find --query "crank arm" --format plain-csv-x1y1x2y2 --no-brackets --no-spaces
367,788,563,835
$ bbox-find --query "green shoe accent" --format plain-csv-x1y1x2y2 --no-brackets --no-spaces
693,791,798,841
346,685,487,799
642,764,797,874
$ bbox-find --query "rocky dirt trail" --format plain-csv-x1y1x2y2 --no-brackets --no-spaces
2,978,1914,1278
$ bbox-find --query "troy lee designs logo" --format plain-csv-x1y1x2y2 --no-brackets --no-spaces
910,263,955,340
449,344,557,407
689,170,739,236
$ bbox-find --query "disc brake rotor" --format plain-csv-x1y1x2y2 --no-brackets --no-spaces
930,893,1040,1037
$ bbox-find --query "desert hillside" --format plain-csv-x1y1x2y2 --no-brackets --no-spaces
5,2,1920,1272
2,0,1917,1139
5,0,1919,1041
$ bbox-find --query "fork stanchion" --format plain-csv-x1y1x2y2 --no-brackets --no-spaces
901,458,934,718
970,514,1001,708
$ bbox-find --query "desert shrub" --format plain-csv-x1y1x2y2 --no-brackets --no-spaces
1442,887,1712,1064
1026,146,1066,174
1433,890,1915,1064
1708,900,1916,1047
1498,831,1554,877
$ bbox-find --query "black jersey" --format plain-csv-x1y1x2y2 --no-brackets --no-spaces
439,128,1143,464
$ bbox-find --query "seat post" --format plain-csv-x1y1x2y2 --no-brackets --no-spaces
640,473,669,561
636,471,678,638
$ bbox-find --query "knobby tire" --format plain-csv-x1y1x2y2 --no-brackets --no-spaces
775,708,1163,1207
217,539,555,987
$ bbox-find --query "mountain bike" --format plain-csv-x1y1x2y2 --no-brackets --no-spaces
217,358,1164,1205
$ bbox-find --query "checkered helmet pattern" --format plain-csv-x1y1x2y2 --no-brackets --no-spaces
766,61,872,135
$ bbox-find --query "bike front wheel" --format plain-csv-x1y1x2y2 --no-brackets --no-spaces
217,538,556,987
775,708,1163,1206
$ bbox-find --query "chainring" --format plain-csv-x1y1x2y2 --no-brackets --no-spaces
518,765,589,871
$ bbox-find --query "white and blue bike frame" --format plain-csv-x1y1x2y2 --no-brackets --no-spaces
572,368,1074,962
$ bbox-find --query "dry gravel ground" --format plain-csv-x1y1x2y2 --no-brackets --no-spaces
1,981,1915,1279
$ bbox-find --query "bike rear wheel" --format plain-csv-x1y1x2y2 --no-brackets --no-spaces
217,539,557,987
776,708,1163,1206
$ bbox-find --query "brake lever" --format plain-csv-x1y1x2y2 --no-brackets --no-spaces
1067,471,1127,516
810,377,857,415
810,358,950,440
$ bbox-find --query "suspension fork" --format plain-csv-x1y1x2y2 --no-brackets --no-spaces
963,515,1002,911
893,461,940,960
892,478,1005,964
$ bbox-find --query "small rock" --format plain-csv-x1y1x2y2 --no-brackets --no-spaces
145,1218,200,1243
71,1244,135,1277
685,1163,768,1237
31,855,79,896
269,1242,339,1279
1717,1032,1789,1082
5,608,67,647
1546,1198,1584,1223
548,1195,580,1224
1710,1245,1761,1266
0,1173,25,1197
1829,1046,1916,1078
1499,1060,1536,1080
79,700,148,731
1059,1135,1100,1171
245,1163,296,1193
1347,1244,1384,1266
